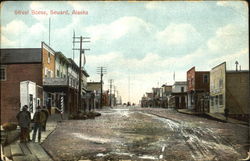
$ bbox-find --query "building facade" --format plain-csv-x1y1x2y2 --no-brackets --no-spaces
209,62,226,113
1,48,43,123
0,42,90,123
187,67,210,112
169,81,187,109
160,84,172,108
210,62,249,121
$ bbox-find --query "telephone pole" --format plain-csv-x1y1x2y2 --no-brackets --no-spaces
109,79,113,107
97,67,107,109
114,86,116,106
73,35,90,112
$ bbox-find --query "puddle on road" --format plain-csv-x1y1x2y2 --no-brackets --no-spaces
138,154,159,160
96,152,159,160
72,133,118,144
140,112,180,131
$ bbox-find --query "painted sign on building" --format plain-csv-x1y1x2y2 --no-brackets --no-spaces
209,62,226,113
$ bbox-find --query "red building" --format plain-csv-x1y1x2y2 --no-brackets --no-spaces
187,67,210,112
1,48,44,123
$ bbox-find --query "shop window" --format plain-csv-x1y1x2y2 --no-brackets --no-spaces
0,67,6,81
219,94,223,105
210,97,214,106
215,95,218,105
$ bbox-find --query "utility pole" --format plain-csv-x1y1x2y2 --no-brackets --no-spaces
73,35,90,112
114,86,116,106
49,18,51,46
109,79,113,107
128,73,130,104
97,67,107,109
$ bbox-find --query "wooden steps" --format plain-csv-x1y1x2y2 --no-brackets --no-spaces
2,142,53,161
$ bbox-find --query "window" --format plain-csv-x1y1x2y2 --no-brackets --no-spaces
219,94,223,105
181,87,184,92
203,74,209,83
57,70,60,77
47,70,51,78
191,78,195,86
45,68,48,78
48,52,51,63
210,97,214,106
215,95,218,105
0,67,6,81
219,79,223,88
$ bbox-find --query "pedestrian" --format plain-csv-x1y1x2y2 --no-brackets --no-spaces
16,105,31,143
224,108,229,122
41,106,49,131
32,106,47,142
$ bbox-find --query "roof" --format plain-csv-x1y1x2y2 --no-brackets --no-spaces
67,58,90,77
68,58,78,69
212,62,226,70
226,70,249,73
1,48,42,64
82,68,89,77
174,81,187,85
87,82,101,84
55,52,70,64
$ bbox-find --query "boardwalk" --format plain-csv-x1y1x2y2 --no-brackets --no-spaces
1,113,60,161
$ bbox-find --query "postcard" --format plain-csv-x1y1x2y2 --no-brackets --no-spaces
0,1,249,161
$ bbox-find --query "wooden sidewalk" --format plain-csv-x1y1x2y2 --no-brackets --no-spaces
3,142,53,161
1,114,60,161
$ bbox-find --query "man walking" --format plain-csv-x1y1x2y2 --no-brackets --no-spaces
32,106,46,142
41,106,49,131
16,105,31,143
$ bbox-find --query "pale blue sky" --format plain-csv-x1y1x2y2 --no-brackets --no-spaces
1,1,249,103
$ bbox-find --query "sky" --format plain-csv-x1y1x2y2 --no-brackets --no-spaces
1,1,249,104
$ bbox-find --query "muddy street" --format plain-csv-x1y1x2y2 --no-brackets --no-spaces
42,107,249,161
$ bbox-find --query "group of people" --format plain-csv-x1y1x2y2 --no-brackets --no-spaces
16,105,49,143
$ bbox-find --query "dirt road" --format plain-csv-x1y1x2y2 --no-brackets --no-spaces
42,107,249,161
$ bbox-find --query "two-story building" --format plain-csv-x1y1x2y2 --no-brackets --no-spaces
210,62,249,121
0,42,90,123
160,84,172,108
87,82,102,110
169,81,187,109
0,42,54,123
187,67,210,112
43,51,70,114
152,88,161,107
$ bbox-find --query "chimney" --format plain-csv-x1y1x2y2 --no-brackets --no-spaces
235,61,239,71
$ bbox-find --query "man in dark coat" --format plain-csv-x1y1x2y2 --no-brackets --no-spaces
41,106,49,131
16,105,31,143
32,106,46,142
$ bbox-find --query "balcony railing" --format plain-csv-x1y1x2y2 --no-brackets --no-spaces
43,77,68,86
